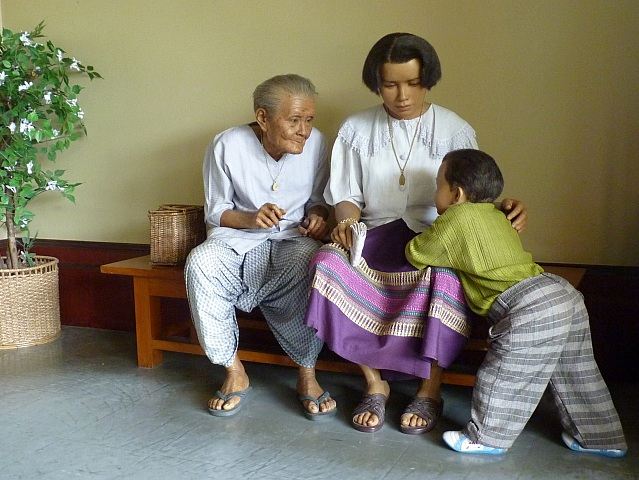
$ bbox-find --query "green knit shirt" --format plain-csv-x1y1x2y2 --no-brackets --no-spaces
406,203,543,316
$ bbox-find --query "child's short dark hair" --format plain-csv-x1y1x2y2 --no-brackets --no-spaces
442,149,504,203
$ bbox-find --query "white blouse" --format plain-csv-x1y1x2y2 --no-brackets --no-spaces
204,124,329,254
325,104,478,233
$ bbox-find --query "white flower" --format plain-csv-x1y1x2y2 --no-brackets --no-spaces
20,32,32,46
45,180,58,191
56,49,64,62
43,91,53,104
19,119,35,134
66,98,78,107
77,109,85,119
8,122,16,134
18,81,33,92
7,185,17,193
52,129,60,137
69,58,81,72
0,71,6,85
26,161,34,174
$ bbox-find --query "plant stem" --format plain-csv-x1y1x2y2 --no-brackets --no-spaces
5,194,20,269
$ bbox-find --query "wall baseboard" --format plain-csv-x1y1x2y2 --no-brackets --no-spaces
2,239,637,382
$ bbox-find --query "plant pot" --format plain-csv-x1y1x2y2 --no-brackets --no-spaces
0,256,61,349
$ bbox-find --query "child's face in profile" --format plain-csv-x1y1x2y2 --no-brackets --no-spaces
435,160,458,215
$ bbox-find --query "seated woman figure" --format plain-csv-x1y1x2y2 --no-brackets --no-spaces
304,33,527,433
186,74,336,420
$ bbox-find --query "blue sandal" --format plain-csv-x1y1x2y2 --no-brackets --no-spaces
561,432,627,458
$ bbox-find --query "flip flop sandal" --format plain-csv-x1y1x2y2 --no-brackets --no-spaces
400,397,443,435
298,391,337,421
351,393,387,433
208,386,253,417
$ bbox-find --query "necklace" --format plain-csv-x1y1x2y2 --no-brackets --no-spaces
386,103,425,191
261,134,286,192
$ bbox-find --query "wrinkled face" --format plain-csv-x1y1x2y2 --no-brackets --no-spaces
434,161,458,215
260,94,316,159
379,59,428,120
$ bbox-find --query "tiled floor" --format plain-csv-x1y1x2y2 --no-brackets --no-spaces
1,326,637,479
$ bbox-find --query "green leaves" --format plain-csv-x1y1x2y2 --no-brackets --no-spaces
1,22,101,267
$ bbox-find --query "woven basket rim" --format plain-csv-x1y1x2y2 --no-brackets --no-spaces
149,204,202,214
0,256,59,276
148,210,199,216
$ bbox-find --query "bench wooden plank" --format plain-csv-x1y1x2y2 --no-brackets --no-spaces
100,255,584,387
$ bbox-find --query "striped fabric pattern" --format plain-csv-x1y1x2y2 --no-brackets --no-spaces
309,244,472,339
465,273,627,450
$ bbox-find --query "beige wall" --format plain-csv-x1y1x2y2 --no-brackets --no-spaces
2,0,638,266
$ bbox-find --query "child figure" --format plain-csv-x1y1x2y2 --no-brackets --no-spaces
405,149,627,457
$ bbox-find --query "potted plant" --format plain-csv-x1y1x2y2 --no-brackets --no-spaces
0,22,101,347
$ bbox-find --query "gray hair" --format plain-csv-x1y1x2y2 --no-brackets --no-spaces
253,74,317,114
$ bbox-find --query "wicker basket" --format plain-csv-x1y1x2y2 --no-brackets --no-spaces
0,256,61,349
149,204,206,265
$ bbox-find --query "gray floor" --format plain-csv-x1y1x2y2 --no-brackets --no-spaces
1,327,637,480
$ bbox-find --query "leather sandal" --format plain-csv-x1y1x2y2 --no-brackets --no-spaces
351,393,387,433
400,397,443,435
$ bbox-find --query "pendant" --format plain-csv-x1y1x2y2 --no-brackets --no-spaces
399,173,406,191
271,181,279,192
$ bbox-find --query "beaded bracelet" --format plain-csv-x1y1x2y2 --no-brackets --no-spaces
338,217,358,225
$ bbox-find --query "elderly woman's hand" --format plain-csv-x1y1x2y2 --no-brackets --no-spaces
254,203,285,229
330,218,357,248
500,198,528,232
300,213,329,240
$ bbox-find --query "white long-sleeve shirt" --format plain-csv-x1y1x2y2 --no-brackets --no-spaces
204,124,329,254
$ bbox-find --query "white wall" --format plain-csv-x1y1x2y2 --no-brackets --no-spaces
2,0,638,266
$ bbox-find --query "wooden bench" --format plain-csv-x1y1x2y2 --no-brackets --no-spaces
100,255,585,387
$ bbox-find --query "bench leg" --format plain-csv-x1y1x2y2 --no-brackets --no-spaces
133,277,163,367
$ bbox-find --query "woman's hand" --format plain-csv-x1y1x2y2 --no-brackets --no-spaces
500,198,527,232
254,203,285,229
331,202,362,248
330,218,357,248
299,213,329,240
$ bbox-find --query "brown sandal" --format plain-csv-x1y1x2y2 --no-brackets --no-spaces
351,393,387,433
400,397,443,435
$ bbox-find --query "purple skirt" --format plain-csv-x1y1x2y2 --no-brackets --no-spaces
304,220,471,379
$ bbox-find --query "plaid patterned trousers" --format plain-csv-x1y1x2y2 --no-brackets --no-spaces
185,237,324,368
465,273,627,450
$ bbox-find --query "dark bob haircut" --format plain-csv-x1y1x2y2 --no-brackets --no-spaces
442,149,504,203
362,32,442,93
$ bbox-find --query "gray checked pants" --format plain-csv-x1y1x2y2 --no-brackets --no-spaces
465,273,627,450
184,236,324,369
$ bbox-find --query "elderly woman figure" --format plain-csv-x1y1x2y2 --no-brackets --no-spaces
185,74,336,419
304,33,526,433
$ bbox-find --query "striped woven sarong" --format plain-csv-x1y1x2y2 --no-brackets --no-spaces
305,225,471,379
